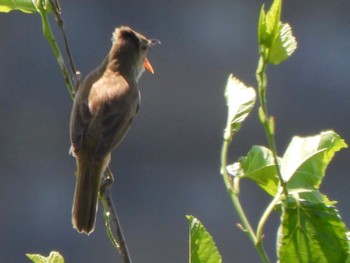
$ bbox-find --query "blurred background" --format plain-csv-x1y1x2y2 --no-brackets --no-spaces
1,0,350,262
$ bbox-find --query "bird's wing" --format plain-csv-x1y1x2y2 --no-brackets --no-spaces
89,75,140,161
69,60,108,156
93,104,134,161
70,96,92,156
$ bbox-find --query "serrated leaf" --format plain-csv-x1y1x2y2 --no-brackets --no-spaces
0,0,38,13
265,0,281,40
268,23,298,65
26,251,64,263
258,0,282,47
187,215,222,263
257,5,266,43
224,74,256,139
277,198,350,263
227,146,280,196
288,188,327,204
281,130,347,189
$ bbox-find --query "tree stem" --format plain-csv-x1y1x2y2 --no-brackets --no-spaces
256,55,288,197
220,136,270,263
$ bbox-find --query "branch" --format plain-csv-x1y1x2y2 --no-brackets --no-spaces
36,0,75,99
48,0,80,91
100,167,132,263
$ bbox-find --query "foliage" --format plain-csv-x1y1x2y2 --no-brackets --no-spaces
2,0,349,262
187,216,222,263
188,0,349,262
0,0,52,13
27,251,64,263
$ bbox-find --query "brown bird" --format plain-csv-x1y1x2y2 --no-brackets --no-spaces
70,26,160,235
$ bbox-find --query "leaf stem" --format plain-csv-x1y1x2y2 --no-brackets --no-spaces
256,188,283,242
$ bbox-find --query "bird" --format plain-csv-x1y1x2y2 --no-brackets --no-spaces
69,26,160,235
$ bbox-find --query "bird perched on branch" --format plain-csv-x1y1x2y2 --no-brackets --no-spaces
70,26,160,234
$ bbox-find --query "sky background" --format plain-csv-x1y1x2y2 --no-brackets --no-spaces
1,1,350,262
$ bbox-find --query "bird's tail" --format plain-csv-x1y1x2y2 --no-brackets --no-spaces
72,149,110,235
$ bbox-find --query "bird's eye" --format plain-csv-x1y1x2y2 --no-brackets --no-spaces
140,45,147,51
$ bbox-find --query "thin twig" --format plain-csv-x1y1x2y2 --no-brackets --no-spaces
256,55,288,197
100,168,132,263
48,0,80,92
37,5,74,99
256,187,283,243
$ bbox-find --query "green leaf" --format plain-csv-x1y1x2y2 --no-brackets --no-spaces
277,198,350,263
257,5,267,46
0,0,52,13
187,215,222,263
281,130,347,190
227,146,279,196
277,132,349,262
287,188,329,204
268,23,298,65
224,74,256,139
258,0,282,47
0,0,38,13
257,0,297,64
26,251,64,263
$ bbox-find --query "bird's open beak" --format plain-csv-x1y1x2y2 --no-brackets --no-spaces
144,39,161,74
144,57,155,74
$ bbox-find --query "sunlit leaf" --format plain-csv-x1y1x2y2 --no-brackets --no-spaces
26,251,64,263
227,146,280,196
224,74,256,139
281,130,347,189
268,23,298,65
277,197,350,263
0,0,38,13
187,215,222,263
258,0,282,47
257,0,297,64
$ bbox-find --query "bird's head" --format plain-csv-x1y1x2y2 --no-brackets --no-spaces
110,26,160,81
